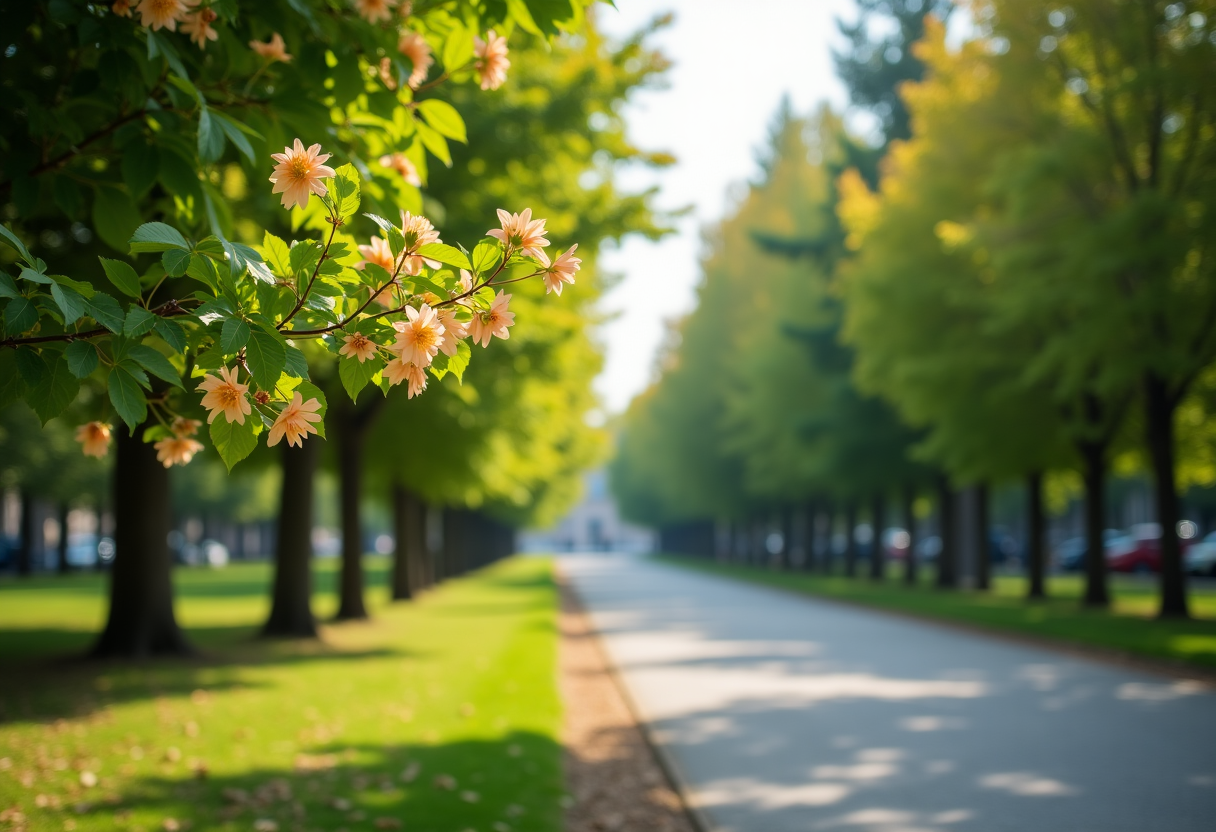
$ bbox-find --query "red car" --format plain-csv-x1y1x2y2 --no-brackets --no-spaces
1105,523,1195,573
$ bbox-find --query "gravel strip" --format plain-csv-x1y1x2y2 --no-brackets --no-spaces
559,576,699,832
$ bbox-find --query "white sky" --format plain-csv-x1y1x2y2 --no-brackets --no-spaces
593,0,857,414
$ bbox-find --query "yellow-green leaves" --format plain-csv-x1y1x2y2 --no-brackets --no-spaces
331,164,361,221
417,100,467,144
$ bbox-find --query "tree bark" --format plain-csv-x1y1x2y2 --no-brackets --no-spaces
91,423,192,657
1077,440,1110,607
869,494,886,581
16,490,34,576
335,404,368,620
802,502,818,572
975,483,990,591
902,484,918,586
843,502,858,578
1145,373,1189,618
391,484,425,601
780,507,795,570
936,478,957,589
57,502,71,574
1026,471,1046,600
263,439,318,638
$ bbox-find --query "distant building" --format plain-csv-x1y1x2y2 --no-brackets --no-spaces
519,469,654,553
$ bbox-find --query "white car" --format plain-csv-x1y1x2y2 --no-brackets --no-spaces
1185,531,1216,577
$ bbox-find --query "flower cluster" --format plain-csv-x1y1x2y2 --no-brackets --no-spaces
155,418,204,468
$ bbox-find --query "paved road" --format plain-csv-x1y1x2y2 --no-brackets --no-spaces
560,553,1216,832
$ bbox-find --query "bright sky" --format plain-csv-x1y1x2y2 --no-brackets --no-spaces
593,0,858,414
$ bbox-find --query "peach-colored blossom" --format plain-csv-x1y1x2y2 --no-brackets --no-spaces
250,32,292,63
383,358,428,398
170,416,202,437
180,8,219,49
436,309,469,357
468,291,514,348
135,0,188,30
112,0,133,17
353,0,396,24
357,236,399,272
75,422,112,459
267,392,323,448
397,31,433,88
486,208,548,260
154,436,204,468
196,366,252,425
400,210,440,253
378,152,422,187
340,332,379,363
377,56,399,91
541,244,581,296
474,30,510,91
269,139,336,211
390,303,445,367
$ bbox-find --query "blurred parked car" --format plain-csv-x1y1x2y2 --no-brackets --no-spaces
66,533,100,567
1057,529,1123,572
915,535,942,562
1105,523,1195,574
884,528,911,560
1185,531,1216,577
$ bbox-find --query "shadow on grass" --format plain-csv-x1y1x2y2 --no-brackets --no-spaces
13,734,564,832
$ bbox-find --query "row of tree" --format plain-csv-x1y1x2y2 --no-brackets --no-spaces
611,0,1216,618
0,6,671,654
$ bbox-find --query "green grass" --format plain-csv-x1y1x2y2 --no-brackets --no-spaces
660,556,1216,671
0,556,561,832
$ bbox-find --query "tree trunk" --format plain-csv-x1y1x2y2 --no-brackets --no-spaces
57,502,71,574
335,404,368,621
802,502,818,572
1078,441,1110,608
263,439,318,638
843,502,858,578
1026,471,1046,600
91,423,192,657
936,478,957,589
1145,373,1189,618
975,483,990,591
391,484,425,601
16,490,34,576
902,484,918,586
869,495,886,581
780,507,794,570
822,505,836,574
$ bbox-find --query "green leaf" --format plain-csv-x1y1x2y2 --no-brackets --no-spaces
246,325,287,392
52,175,83,218
129,344,184,388
15,348,47,386
162,248,192,277
197,106,227,163
416,242,472,270
65,340,100,378
87,293,125,333
210,415,258,471
124,306,159,338
416,99,467,143
294,381,328,439
442,20,475,73
429,338,471,383
262,232,292,277
339,353,383,402
0,272,19,299
0,350,28,409
53,275,96,299
154,319,187,352
115,358,150,390
92,186,142,254
414,121,452,167
332,164,361,220
121,141,159,198
128,222,190,254
147,30,189,80
19,267,52,285
506,0,542,34
50,282,88,325
4,296,38,336
0,224,34,265
210,111,257,164
289,241,322,276
28,353,80,425
284,345,310,380
99,257,143,298
471,240,502,275
108,365,147,431
221,318,250,354
186,253,220,292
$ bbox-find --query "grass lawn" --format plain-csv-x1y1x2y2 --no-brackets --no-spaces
660,556,1216,672
0,556,561,832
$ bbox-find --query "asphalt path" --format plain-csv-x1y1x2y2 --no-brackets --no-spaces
560,553,1216,832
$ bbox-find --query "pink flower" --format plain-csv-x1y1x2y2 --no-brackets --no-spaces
401,210,440,253
383,358,428,398
390,303,445,367
541,244,581,296
378,152,422,186
357,236,399,272
250,33,291,63
436,308,469,356
196,366,252,425
75,422,112,459
154,437,204,467
135,0,189,31
180,8,218,49
397,31,433,89
486,208,548,260
339,332,379,363
474,30,510,91
269,139,336,211
353,0,395,24
468,291,514,348
267,392,323,447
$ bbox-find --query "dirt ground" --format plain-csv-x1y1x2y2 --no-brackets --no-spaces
558,577,699,832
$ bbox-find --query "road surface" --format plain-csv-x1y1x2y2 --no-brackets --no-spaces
560,553,1216,832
